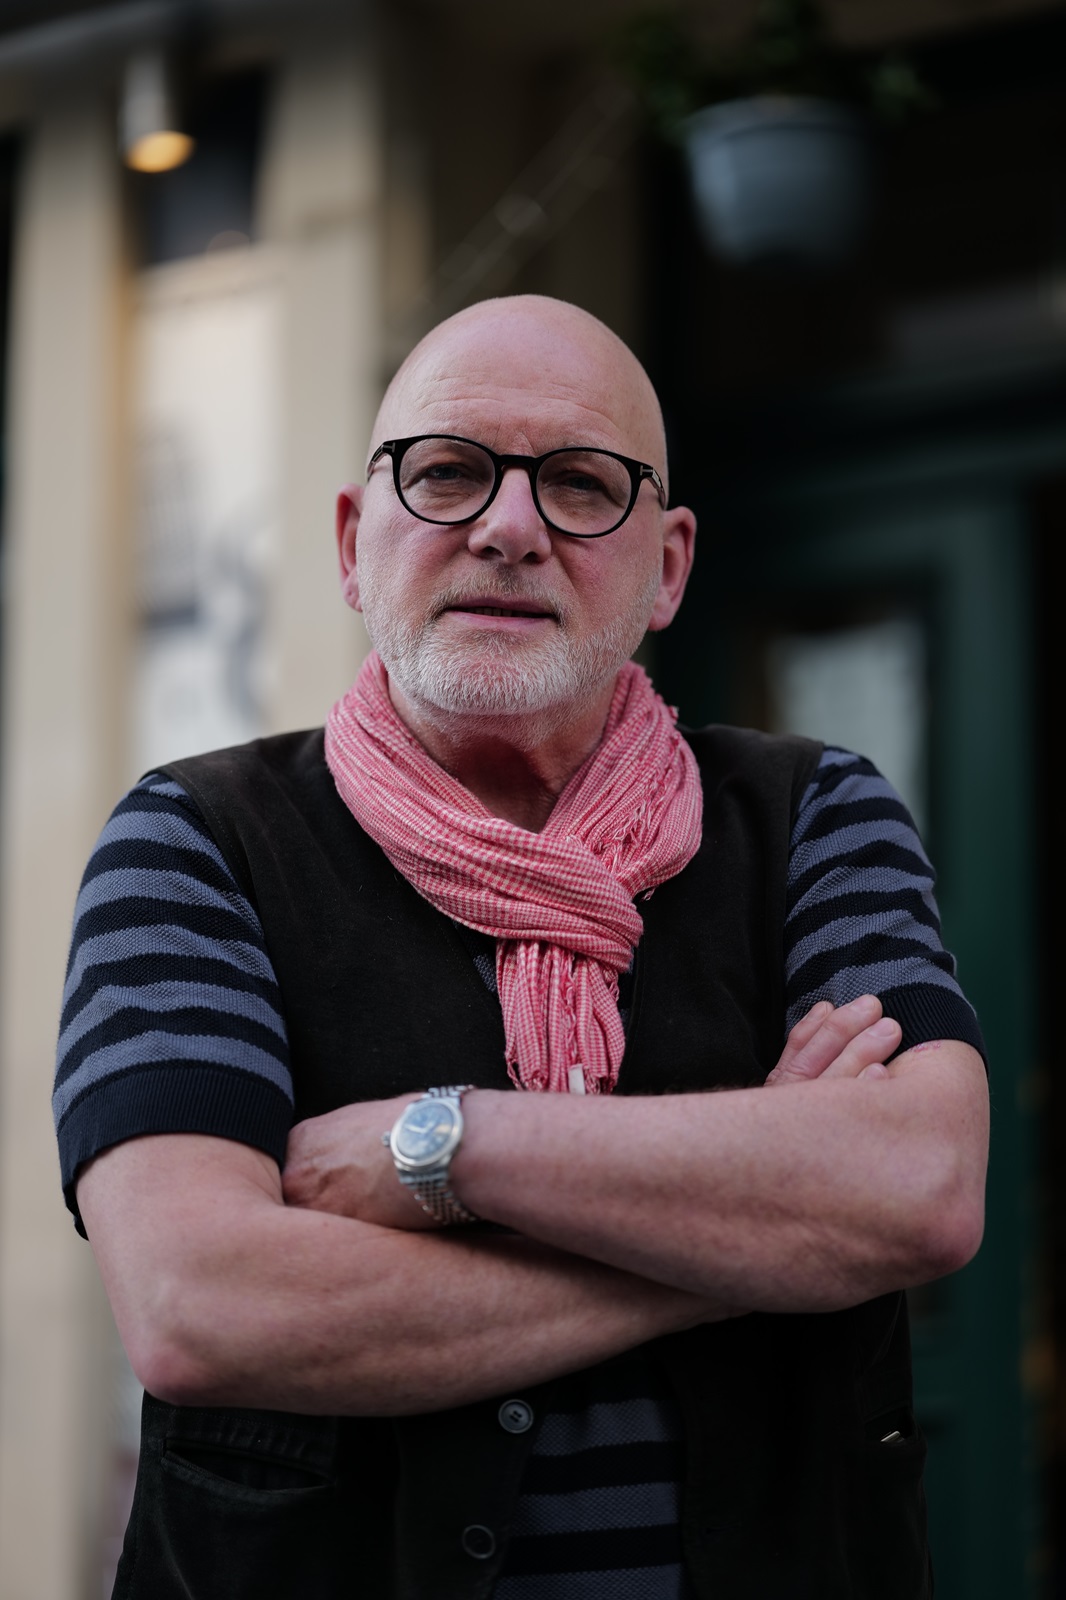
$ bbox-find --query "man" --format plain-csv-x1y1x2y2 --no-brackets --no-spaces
57,295,988,1599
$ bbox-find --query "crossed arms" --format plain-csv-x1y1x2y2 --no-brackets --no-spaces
77,994,988,1417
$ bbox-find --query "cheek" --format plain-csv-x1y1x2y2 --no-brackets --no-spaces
355,519,403,591
568,544,660,626
556,544,613,607
356,524,444,616
352,542,395,622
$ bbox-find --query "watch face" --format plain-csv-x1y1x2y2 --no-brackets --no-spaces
393,1099,460,1168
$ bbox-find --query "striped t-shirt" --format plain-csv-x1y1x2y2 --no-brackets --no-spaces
54,744,984,1599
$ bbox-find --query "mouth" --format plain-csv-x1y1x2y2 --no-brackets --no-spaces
440,597,558,623
455,605,551,619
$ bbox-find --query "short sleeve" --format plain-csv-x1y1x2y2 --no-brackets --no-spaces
784,747,986,1064
54,773,294,1231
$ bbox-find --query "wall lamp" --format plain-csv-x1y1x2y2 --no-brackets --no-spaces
120,51,194,173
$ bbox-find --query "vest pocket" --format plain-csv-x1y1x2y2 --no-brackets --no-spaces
113,1399,351,1599
162,1438,335,1495
118,1455,340,1599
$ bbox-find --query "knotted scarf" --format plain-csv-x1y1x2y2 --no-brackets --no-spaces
324,651,703,1095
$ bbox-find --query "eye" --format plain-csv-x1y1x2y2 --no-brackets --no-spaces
539,451,630,508
400,439,493,492
420,457,477,483
556,467,606,494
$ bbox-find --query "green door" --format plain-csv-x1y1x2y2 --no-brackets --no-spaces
657,368,1063,1597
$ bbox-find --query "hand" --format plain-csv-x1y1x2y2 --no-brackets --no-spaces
283,1094,443,1230
764,995,901,1087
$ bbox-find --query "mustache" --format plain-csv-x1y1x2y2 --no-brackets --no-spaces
429,579,565,622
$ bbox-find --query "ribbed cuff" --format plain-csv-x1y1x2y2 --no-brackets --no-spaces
879,986,988,1071
58,1062,293,1235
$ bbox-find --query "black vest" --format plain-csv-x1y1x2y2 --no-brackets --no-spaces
113,726,931,1600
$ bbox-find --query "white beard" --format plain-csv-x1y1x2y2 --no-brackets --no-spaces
358,566,661,730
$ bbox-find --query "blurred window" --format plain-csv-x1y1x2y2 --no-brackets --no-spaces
765,613,929,838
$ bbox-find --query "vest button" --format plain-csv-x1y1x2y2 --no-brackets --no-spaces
498,1398,534,1434
461,1524,496,1560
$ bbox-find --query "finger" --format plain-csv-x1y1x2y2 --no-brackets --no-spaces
766,994,882,1085
783,1000,835,1058
765,1001,835,1085
817,1017,902,1080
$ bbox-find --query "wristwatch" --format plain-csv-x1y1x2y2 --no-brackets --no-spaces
384,1085,480,1225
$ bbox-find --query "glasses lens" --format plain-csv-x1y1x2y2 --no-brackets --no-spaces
535,450,633,535
397,438,495,523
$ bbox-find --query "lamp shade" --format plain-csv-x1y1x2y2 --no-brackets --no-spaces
120,52,194,173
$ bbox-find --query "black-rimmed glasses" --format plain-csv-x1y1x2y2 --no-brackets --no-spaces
368,434,667,539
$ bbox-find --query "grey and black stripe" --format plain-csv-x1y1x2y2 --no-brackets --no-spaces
493,1354,693,1599
784,748,984,1058
54,774,293,1228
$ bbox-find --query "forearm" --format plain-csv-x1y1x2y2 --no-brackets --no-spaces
450,1043,988,1310
77,1136,723,1417
164,1220,718,1415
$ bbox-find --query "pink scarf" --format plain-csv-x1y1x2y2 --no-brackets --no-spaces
324,652,703,1095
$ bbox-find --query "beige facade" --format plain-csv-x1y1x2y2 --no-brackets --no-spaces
0,96,131,1600
0,18,385,1596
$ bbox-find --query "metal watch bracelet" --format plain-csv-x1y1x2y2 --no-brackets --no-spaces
389,1085,480,1226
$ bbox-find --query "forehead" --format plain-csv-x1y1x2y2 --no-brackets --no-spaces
376,309,664,466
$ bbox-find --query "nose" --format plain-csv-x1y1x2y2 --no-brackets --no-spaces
465,464,552,565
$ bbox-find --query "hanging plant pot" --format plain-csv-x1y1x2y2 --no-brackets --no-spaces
681,96,873,271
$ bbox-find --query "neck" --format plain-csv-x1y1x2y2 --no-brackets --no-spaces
386,678,616,831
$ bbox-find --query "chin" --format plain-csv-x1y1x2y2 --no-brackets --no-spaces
391,641,605,720
378,626,642,728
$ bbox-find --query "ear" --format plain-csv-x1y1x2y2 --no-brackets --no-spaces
646,506,697,632
336,484,365,612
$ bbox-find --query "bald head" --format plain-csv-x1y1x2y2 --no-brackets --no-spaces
371,295,669,492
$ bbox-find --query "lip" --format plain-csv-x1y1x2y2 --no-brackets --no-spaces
439,597,558,625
